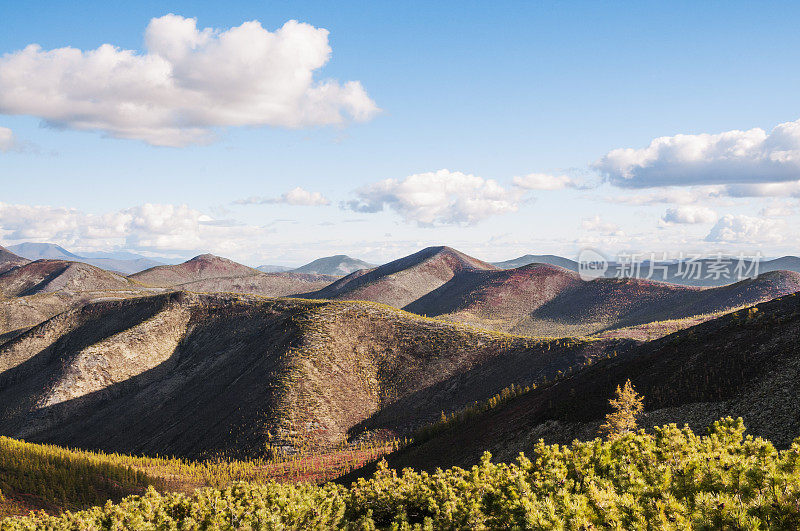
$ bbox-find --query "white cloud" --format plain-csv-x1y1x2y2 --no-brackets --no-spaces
661,205,718,225
705,214,787,244
596,118,800,187
234,187,330,206
0,126,15,151
512,173,577,190
343,169,521,226
606,186,726,205
0,15,378,146
581,215,624,236
0,202,266,253
758,200,797,217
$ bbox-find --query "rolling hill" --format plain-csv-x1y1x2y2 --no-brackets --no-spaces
0,292,624,459
367,291,800,473
308,246,497,308
172,271,338,297
0,246,29,275
293,255,376,276
129,254,258,287
0,260,141,298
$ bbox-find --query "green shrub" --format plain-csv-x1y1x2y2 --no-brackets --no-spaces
4,418,800,529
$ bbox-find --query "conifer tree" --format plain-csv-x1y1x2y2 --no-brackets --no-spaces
598,379,644,438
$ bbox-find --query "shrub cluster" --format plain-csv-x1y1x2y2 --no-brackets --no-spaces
4,418,800,529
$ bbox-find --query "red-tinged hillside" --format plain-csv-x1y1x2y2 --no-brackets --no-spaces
308,246,497,309
0,260,141,298
513,270,800,336
129,254,258,287
405,263,582,320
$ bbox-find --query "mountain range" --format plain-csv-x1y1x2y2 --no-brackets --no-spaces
1,242,799,477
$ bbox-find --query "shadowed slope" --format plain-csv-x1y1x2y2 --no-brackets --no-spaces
0,260,140,298
370,292,800,474
0,292,622,459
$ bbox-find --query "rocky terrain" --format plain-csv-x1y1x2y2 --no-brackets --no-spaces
364,292,800,474
0,292,624,459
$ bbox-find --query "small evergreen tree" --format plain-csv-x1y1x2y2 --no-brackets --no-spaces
598,379,644,438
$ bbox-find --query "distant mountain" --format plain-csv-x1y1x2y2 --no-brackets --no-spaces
129,254,258,287
308,246,497,309
8,243,80,260
7,243,166,274
490,253,800,287
0,245,29,274
256,265,293,273
293,255,376,276
492,254,579,271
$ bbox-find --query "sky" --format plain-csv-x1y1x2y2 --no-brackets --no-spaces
1,0,799,266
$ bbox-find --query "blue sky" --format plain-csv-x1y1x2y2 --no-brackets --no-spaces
1,1,799,265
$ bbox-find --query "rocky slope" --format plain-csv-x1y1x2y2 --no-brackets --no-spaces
0,292,623,459
370,292,800,473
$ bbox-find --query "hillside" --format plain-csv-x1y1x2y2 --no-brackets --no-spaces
373,292,800,473
308,246,497,308
129,254,258,287
293,255,376,276
492,254,579,271
0,292,622,459
514,270,800,336
256,264,293,273
172,271,338,297
0,260,141,298
0,246,29,275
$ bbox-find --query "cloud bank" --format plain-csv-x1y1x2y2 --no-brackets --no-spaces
234,187,330,206
596,118,800,188
343,169,521,226
0,202,264,253
0,15,378,146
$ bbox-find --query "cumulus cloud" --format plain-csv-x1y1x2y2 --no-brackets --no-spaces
512,173,578,190
0,202,266,253
0,126,15,151
0,15,378,146
342,169,521,226
596,118,800,188
234,187,330,206
704,214,787,244
661,205,718,225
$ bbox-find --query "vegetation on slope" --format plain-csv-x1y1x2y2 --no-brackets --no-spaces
0,436,399,517
4,419,800,529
